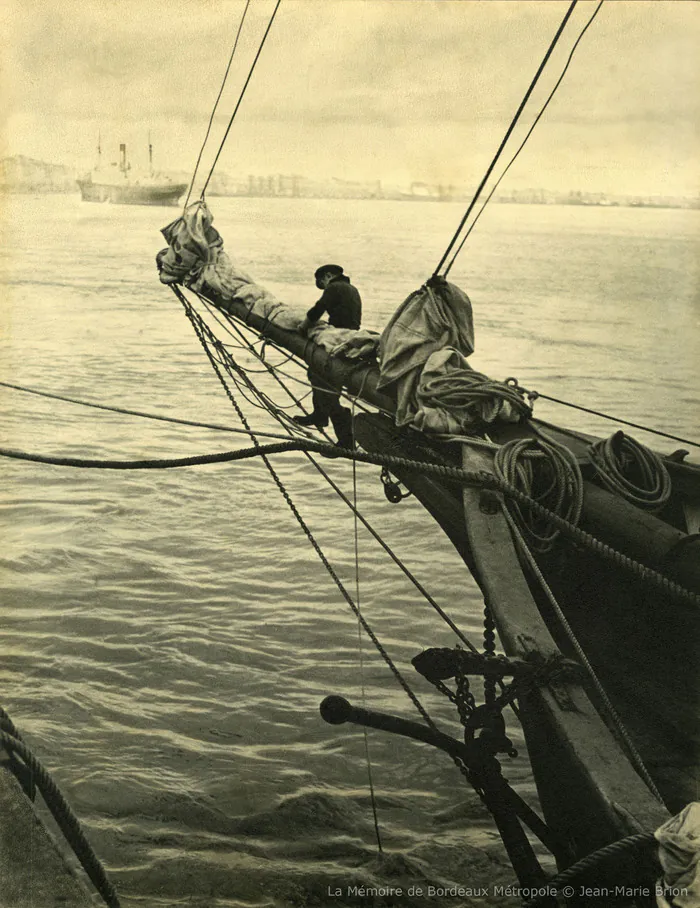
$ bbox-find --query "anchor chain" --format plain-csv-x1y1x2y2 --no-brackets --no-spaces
483,604,498,710
413,647,584,760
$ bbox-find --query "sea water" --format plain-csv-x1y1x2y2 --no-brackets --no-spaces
0,194,698,907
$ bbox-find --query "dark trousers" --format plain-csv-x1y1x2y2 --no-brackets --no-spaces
308,369,353,446
309,370,344,419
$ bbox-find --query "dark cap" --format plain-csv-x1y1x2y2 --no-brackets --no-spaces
314,264,344,281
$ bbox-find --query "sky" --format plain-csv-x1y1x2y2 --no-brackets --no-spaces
1,0,699,196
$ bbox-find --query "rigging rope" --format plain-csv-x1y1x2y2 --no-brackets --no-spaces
4,435,698,607
0,379,293,442
184,0,252,208
433,0,579,277
505,378,700,450
173,285,441,733
443,0,605,274
350,406,384,853
200,0,282,199
210,303,482,653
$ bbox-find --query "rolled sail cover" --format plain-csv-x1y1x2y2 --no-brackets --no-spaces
378,277,524,434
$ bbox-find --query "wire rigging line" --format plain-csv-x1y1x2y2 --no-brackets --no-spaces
532,392,700,451
433,0,578,278
200,0,282,199
3,369,697,452
184,0,252,209
444,0,605,275
203,299,481,652
173,285,441,728
503,507,664,803
350,410,384,854
0,379,294,442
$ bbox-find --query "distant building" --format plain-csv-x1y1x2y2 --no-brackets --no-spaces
0,156,77,193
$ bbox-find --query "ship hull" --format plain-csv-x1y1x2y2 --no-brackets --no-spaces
77,180,187,206
192,277,700,888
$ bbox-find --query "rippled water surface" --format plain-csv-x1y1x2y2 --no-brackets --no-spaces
0,194,698,907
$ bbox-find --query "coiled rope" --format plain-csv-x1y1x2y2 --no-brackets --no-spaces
0,715,120,908
417,369,533,428
587,431,672,512
494,437,584,554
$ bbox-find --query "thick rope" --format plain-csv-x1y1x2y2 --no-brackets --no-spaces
587,432,672,512
0,729,121,908
521,832,656,907
444,0,605,272
433,0,578,277
502,509,664,804
3,434,698,607
183,0,251,208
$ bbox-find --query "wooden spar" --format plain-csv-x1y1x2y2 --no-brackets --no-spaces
198,281,700,590
459,444,669,863
197,280,395,413
353,411,671,871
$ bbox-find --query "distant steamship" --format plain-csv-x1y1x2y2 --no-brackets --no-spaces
77,138,187,207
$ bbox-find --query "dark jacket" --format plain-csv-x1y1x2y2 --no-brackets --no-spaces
306,275,362,330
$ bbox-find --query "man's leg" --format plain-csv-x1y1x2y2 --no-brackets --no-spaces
293,370,330,427
327,394,354,449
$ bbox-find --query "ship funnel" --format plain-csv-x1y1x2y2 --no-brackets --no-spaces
119,144,127,173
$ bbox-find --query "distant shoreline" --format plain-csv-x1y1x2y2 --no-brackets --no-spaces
1,155,698,210
1,186,698,212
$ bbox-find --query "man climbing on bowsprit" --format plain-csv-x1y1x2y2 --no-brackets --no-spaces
293,264,362,449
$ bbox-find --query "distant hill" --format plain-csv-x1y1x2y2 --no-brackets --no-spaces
0,155,78,193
